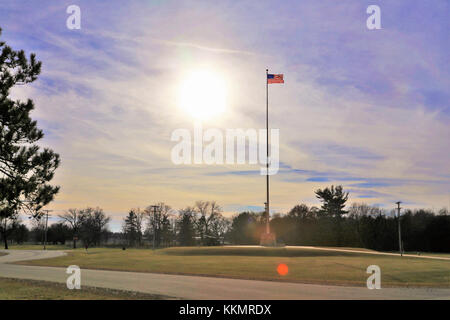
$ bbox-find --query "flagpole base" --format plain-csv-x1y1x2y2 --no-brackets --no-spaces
260,232,277,247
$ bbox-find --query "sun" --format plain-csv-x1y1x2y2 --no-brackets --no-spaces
179,70,227,120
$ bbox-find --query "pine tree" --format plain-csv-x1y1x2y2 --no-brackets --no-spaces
315,185,349,217
315,185,349,246
177,207,196,246
123,210,140,246
0,27,60,249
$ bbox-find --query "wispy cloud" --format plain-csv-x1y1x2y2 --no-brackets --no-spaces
1,0,449,230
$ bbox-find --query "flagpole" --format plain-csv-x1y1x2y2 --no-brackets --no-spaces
266,68,270,234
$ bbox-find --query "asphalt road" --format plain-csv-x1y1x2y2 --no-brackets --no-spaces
1,249,449,300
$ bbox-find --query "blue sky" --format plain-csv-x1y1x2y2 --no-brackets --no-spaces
1,1,449,230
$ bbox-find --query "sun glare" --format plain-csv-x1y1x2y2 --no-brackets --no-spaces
179,70,227,120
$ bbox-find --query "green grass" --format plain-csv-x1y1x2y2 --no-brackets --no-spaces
14,246,450,288
0,277,169,300
7,244,72,250
403,252,450,258
305,247,450,259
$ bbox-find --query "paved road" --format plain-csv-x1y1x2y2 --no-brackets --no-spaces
1,250,449,300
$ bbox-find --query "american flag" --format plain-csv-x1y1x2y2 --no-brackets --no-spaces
267,74,284,84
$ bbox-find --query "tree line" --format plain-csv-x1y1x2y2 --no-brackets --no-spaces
227,186,450,253
121,200,229,247
2,185,449,253
1,207,111,248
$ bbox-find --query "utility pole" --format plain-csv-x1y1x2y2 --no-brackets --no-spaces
150,205,159,250
42,210,53,250
396,202,402,256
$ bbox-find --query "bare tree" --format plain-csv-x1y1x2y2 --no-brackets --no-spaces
209,214,231,245
79,207,110,247
145,203,174,247
348,203,385,217
29,216,46,244
58,209,85,248
194,201,223,245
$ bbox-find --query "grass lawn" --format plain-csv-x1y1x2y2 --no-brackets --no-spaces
0,277,169,300
14,246,450,288
7,244,72,250
403,252,450,258
308,246,450,259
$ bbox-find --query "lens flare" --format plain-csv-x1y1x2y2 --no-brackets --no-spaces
277,263,289,276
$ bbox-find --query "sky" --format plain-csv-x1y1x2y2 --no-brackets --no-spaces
1,0,449,231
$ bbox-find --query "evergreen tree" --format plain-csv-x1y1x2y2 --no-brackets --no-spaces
122,210,142,246
315,185,349,217
0,27,60,249
159,215,174,247
177,207,196,246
